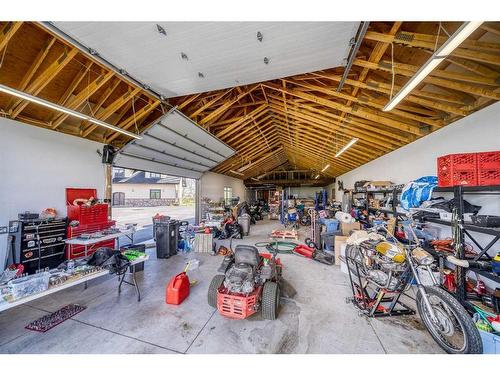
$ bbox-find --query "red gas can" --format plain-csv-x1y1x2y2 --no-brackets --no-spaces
166,272,190,305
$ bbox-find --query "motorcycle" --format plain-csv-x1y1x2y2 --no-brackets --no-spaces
345,214,482,354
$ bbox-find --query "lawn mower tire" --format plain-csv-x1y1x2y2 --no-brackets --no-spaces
208,274,225,308
262,281,280,320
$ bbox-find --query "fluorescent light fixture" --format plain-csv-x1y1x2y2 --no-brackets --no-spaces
383,21,483,112
0,83,142,139
251,177,259,181
315,174,320,179
321,164,330,172
256,173,267,180
229,169,244,176
335,138,358,158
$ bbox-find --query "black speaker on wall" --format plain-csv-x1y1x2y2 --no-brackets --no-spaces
102,145,117,164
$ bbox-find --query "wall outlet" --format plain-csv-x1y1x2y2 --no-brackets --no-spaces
0,226,7,234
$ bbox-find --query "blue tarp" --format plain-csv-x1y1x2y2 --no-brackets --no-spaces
400,176,438,210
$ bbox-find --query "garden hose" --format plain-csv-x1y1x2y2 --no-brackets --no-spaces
255,241,297,254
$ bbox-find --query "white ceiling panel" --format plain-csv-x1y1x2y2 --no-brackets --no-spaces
114,109,235,179
53,22,359,97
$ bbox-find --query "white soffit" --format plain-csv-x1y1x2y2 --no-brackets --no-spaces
53,22,359,97
114,109,235,179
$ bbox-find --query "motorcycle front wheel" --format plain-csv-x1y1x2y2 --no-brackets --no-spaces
416,285,482,354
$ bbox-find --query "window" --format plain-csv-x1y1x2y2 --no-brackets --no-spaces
223,186,232,206
113,168,125,178
150,189,161,199
146,172,161,178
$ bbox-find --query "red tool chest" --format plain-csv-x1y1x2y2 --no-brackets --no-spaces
66,188,108,225
65,188,114,259
66,221,116,259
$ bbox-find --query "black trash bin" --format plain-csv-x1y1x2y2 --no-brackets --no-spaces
155,219,178,259
152,215,170,241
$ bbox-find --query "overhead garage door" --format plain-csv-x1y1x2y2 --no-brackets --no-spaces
113,108,235,179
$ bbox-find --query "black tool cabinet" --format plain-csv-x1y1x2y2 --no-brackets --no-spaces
8,218,67,274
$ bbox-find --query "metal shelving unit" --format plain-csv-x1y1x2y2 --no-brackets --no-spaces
425,184,500,304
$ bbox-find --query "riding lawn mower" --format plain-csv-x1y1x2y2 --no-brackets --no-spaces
208,245,282,320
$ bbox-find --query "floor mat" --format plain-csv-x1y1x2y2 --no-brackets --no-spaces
25,304,87,333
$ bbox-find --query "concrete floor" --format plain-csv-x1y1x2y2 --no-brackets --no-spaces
0,219,444,354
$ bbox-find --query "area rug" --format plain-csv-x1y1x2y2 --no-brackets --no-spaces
25,304,87,332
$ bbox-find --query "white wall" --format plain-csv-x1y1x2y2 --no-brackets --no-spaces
0,118,105,269
288,186,321,199
336,102,500,197
335,103,500,285
200,172,246,202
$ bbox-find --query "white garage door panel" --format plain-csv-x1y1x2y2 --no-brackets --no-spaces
124,144,208,171
114,154,203,179
146,123,225,163
137,134,218,166
114,108,234,179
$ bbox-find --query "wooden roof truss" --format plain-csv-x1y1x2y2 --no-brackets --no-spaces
0,21,499,186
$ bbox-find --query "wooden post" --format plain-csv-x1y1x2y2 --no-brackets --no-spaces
104,164,113,219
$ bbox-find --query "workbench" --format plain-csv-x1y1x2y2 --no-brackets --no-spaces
0,254,148,313
65,227,136,257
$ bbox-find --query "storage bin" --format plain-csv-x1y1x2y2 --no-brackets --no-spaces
479,329,500,354
121,244,146,273
478,168,500,186
477,151,500,170
8,271,50,300
437,153,477,187
321,218,340,233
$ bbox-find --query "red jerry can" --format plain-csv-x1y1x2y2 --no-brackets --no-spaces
166,272,190,305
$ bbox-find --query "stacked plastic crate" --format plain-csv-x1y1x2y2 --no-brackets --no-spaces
66,188,115,259
437,151,500,187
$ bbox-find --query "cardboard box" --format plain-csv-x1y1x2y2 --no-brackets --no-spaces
334,235,348,266
340,243,349,274
341,221,361,236
363,180,392,188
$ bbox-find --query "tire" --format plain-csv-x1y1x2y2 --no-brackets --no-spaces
261,281,280,320
416,285,482,354
345,244,367,278
208,275,225,308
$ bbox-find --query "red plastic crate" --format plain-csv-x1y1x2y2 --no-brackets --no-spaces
437,153,477,187
66,221,116,259
478,169,500,186
477,151,500,170
477,151,500,186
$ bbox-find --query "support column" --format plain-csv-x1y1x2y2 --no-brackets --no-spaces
195,178,201,225
104,164,113,219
